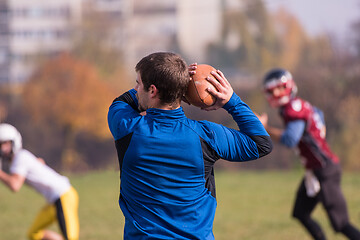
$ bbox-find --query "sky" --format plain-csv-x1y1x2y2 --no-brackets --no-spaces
265,0,360,42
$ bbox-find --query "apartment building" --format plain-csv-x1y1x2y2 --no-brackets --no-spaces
0,0,81,84
92,0,222,67
0,0,222,84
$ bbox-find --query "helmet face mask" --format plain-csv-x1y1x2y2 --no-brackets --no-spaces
0,140,14,158
263,69,297,107
0,124,22,155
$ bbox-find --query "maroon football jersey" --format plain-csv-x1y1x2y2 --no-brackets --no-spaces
280,97,339,169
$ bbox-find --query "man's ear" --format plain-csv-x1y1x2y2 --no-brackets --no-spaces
148,85,158,98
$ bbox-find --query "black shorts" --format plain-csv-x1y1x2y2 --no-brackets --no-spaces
292,163,350,231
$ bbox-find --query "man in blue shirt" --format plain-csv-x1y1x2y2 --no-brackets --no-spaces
108,52,272,239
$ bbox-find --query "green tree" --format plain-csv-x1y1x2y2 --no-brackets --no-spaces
335,96,360,170
246,0,279,70
272,7,308,71
209,0,304,73
208,0,263,71
71,2,131,89
350,12,360,58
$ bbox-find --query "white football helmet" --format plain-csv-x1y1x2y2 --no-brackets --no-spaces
0,123,22,154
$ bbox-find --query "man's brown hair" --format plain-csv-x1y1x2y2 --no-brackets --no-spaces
135,52,190,105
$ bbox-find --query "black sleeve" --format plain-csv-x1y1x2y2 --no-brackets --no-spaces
249,135,273,158
201,138,220,199
113,91,140,113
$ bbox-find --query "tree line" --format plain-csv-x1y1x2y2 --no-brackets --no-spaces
1,0,360,171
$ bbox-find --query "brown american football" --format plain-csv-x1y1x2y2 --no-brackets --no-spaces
185,64,217,108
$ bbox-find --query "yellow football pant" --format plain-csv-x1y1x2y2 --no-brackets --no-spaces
27,187,79,240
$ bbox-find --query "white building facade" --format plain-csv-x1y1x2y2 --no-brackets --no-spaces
0,0,81,84
0,0,223,84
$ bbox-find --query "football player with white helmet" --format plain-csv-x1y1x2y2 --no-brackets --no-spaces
0,123,79,240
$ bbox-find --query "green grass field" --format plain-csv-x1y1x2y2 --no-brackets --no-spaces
0,169,359,240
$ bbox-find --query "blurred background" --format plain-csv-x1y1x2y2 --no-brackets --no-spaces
0,0,360,172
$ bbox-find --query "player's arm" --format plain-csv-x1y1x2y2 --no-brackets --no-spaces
265,121,304,147
0,170,25,192
204,68,269,140
258,113,304,147
263,125,284,143
222,95,272,160
108,89,142,138
111,89,140,112
203,70,272,159
37,157,45,164
280,120,305,147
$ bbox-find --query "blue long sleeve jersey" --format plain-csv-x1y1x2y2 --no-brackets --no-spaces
108,89,272,240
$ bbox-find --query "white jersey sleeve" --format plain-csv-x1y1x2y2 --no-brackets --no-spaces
10,149,71,203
